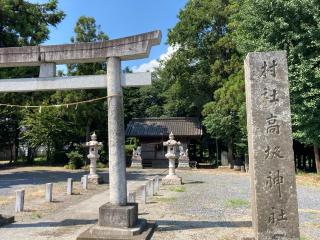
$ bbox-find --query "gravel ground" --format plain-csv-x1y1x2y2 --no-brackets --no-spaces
0,166,166,222
138,169,320,240
0,167,319,240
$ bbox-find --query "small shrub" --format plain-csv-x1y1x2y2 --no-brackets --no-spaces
66,151,84,169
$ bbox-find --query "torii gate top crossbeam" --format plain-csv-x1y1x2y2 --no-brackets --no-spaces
0,30,162,67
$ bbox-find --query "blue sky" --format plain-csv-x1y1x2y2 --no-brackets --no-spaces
27,0,187,71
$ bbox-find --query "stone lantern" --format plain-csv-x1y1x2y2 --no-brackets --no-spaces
162,132,182,185
86,132,103,184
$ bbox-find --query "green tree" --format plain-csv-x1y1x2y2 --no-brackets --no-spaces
234,0,320,173
21,107,74,162
65,16,109,143
158,0,245,164
0,0,64,162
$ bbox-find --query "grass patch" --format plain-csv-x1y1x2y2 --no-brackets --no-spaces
155,197,177,203
296,172,320,187
300,236,309,240
169,186,186,192
225,198,249,208
31,212,42,219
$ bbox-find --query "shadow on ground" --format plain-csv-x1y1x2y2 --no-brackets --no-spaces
0,168,167,195
156,220,252,231
1,218,97,228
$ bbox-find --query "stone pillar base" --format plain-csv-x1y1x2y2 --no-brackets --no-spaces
0,214,14,227
131,160,143,169
77,220,156,240
161,175,182,185
234,165,241,171
177,160,191,169
77,203,156,240
88,174,101,184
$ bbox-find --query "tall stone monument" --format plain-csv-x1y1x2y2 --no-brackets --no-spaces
245,51,300,240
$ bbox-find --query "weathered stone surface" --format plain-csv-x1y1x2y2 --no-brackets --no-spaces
140,185,147,204
131,147,143,169
163,132,182,184
161,175,182,185
45,183,53,202
82,175,88,190
128,192,136,203
147,180,154,197
88,175,101,185
86,132,103,185
76,220,156,240
245,51,300,240
98,203,138,228
177,145,191,169
0,73,152,93
0,215,14,227
107,57,127,206
0,31,161,67
67,178,73,195
15,189,25,212
39,63,56,77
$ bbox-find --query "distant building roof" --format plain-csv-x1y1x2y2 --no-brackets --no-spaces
125,117,202,137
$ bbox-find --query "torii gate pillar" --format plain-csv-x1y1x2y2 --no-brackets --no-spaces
107,57,127,206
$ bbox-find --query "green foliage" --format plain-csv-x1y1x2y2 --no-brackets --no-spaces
233,0,320,148
169,186,186,192
0,0,64,163
0,0,65,47
66,151,84,169
21,107,74,161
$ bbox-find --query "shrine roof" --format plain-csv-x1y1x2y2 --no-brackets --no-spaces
125,117,202,138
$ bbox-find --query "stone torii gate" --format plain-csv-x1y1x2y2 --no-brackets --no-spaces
0,30,161,239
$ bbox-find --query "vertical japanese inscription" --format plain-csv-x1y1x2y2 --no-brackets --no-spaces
245,51,300,240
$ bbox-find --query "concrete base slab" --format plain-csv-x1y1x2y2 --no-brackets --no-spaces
0,214,14,227
161,175,182,185
77,220,156,240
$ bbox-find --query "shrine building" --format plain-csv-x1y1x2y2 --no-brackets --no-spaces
125,117,202,168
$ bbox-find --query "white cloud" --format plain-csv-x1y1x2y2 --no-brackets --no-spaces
132,45,178,73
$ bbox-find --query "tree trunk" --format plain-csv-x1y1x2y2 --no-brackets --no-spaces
9,144,14,163
86,119,92,142
227,139,234,169
313,144,320,174
26,147,35,164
